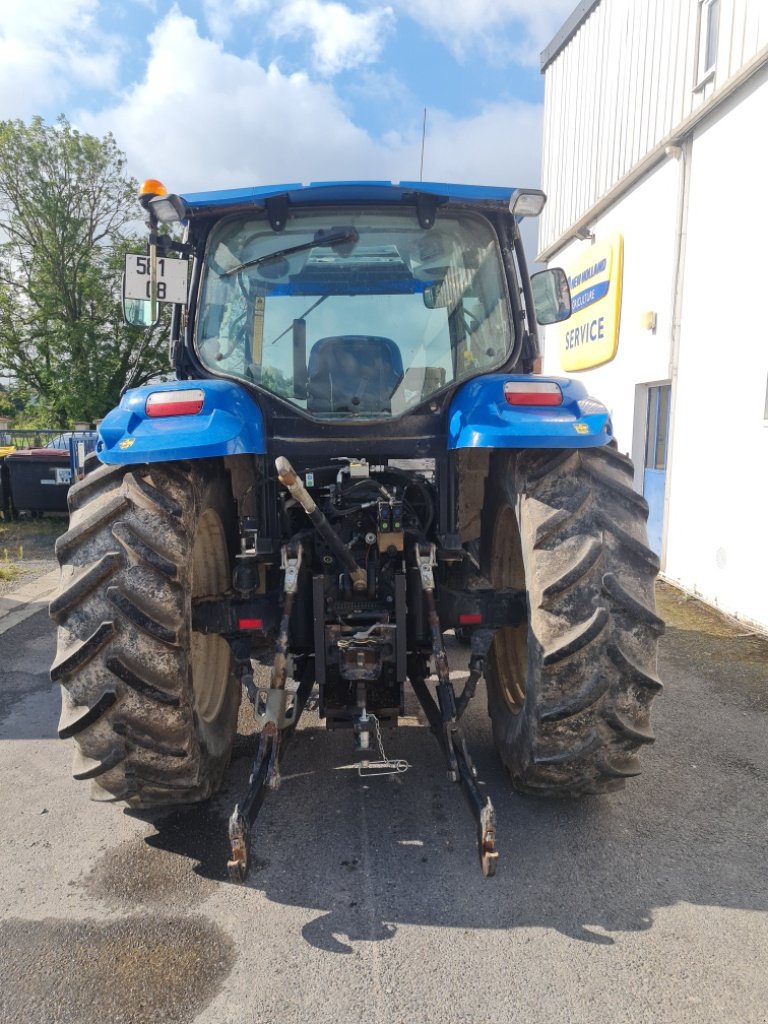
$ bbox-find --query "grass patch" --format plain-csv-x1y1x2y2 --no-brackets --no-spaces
0,516,65,576
0,563,20,583
0,517,66,547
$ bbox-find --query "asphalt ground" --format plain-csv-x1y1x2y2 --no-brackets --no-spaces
0,583,767,1024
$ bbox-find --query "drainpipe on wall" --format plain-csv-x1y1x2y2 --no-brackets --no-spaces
660,135,693,573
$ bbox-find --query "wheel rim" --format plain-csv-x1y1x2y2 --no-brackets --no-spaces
190,508,231,726
490,505,528,715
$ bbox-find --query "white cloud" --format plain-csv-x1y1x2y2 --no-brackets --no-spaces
0,0,120,118
202,0,266,40
79,11,372,191
0,0,97,38
79,10,543,196
270,0,395,75
202,0,394,76
389,0,577,64
202,0,575,68
412,102,542,186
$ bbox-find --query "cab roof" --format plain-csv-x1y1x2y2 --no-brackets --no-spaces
180,180,517,216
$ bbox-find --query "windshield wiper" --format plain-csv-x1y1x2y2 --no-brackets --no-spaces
221,227,359,278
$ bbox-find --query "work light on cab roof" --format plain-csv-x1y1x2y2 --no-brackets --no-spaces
508,188,547,218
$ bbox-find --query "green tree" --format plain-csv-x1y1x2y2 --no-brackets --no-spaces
0,116,168,427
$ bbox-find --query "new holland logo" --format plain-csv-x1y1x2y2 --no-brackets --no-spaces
560,233,624,372
118,438,136,449
573,423,589,434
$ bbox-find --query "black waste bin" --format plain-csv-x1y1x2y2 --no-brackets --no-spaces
0,458,9,517
5,448,72,514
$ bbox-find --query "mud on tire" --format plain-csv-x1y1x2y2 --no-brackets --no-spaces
483,444,664,796
50,460,241,806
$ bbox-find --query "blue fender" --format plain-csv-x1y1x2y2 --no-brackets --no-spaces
447,375,613,450
98,380,266,464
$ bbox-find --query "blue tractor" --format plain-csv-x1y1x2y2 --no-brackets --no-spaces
51,180,663,879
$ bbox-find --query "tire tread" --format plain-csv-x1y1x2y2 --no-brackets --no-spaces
51,460,239,807
485,444,663,797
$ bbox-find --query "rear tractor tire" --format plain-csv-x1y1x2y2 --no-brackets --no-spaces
50,460,241,806
483,444,664,796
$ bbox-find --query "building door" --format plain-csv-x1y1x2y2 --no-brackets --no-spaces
643,384,671,557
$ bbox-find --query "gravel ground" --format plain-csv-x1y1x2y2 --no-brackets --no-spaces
0,517,62,598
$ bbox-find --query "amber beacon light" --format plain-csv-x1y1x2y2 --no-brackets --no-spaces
139,178,187,224
139,178,168,205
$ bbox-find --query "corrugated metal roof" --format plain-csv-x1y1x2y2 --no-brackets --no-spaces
540,0,603,72
537,0,768,255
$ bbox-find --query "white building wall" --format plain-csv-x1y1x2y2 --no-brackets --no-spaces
541,157,679,461
538,0,768,628
663,70,768,625
540,57,768,628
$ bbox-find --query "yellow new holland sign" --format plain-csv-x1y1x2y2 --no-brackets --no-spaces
560,233,623,372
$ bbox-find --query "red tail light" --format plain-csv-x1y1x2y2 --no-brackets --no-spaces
503,381,563,406
145,389,205,417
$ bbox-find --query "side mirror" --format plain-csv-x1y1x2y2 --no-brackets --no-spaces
530,267,571,325
122,273,160,327
122,268,160,328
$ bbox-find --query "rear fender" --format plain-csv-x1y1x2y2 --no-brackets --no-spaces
97,380,266,464
447,375,612,449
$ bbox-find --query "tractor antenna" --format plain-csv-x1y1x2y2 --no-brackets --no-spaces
419,108,427,181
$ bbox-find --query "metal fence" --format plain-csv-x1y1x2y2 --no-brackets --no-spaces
0,428,63,448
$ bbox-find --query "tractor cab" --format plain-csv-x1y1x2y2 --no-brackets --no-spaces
195,203,513,419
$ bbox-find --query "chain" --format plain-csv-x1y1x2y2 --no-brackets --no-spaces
357,713,411,777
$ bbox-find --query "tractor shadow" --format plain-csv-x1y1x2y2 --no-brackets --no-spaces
137,627,768,954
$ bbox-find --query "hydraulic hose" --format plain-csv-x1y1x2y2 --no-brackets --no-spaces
275,456,368,592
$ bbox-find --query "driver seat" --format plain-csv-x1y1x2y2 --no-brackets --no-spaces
307,335,404,414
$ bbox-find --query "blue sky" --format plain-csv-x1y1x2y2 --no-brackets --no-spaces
0,0,575,216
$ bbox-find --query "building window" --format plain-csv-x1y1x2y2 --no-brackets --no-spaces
696,0,720,87
645,385,671,471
